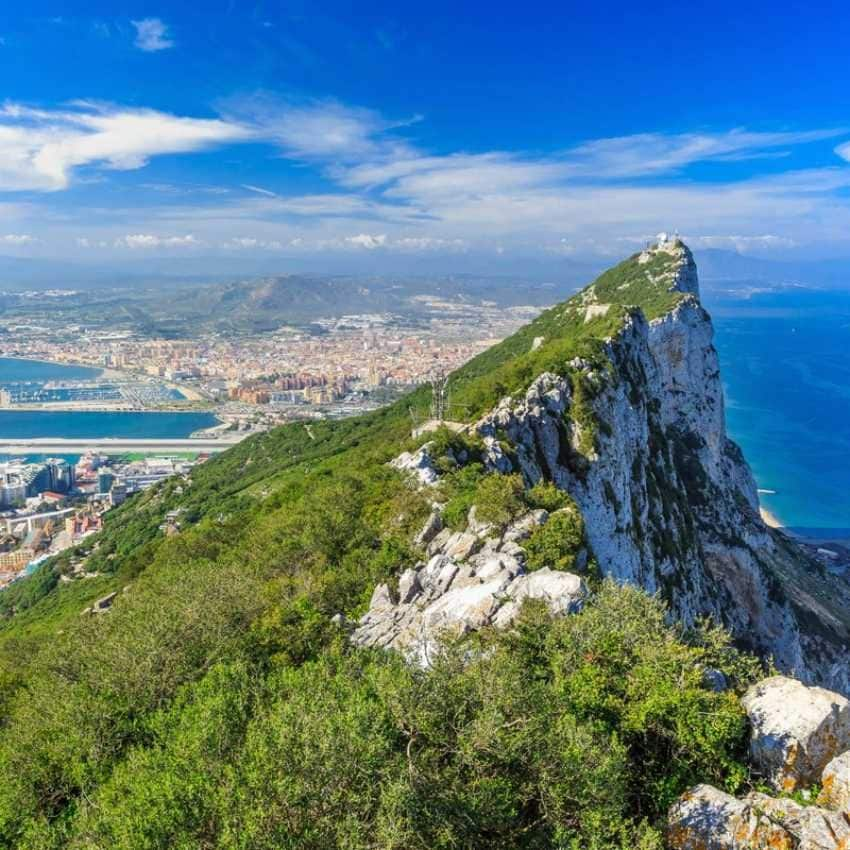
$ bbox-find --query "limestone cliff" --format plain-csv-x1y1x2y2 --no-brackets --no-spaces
478,238,850,691
362,238,850,693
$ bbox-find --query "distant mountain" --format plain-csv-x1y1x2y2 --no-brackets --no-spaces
693,248,850,289
142,272,591,332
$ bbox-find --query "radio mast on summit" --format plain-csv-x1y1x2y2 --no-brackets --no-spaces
429,370,450,422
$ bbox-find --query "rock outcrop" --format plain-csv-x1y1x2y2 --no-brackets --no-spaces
473,239,850,693
669,677,850,848
352,508,587,662
742,676,850,792
668,784,850,850
818,751,850,812
390,444,440,486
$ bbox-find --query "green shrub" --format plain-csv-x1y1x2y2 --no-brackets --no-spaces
472,473,526,530
438,464,485,530
525,505,586,571
546,581,755,817
420,426,481,474
526,479,571,512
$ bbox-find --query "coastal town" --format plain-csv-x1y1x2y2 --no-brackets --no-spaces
0,300,538,427
0,295,544,591
0,450,204,589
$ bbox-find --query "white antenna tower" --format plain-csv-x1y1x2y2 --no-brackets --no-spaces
429,371,450,422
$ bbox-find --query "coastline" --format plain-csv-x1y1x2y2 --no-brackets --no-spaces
0,355,214,414
760,507,783,529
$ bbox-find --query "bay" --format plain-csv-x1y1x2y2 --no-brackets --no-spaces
0,410,218,440
0,357,102,383
0,358,216,439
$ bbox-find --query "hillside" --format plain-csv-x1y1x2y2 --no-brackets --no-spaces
0,238,847,848
139,272,578,333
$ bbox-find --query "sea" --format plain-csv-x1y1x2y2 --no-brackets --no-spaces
0,358,217,442
705,288,850,537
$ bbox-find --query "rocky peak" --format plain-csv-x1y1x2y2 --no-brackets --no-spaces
638,235,699,297
382,241,850,694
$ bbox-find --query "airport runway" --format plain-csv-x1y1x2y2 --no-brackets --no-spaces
0,436,246,454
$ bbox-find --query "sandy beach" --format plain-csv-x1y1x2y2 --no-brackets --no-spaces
760,507,783,529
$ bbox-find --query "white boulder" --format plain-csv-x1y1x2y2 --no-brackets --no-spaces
391,445,439,486
667,784,850,850
666,784,748,850
742,676,850,791
818,750,850,812
492,568,587,627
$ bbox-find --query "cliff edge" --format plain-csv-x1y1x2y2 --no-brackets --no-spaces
359,237,850,692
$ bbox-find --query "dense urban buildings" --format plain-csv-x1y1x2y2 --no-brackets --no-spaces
0,450,205,589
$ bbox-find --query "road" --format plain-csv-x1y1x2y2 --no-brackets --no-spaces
0,436,247,454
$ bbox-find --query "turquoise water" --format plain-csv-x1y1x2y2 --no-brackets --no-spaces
0,357,102,383
0,358,216,440
0,410,217,439
707,289,850,534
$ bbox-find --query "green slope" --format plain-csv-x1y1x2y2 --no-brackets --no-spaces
0,245,764,850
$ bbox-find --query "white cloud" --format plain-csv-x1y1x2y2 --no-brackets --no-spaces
562,128,846,178
131,18,174,52
115,233,199,249
222,236,284,250
835,141,850,163
344,233,387,249
2,92,850,260
223,95,418,162
0,233,34,245
241,183,278,198
0,101,250,191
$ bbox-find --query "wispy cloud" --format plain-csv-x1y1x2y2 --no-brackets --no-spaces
115,233,198,249
131,18,174,52
3,94,850,259
835,141,850,163
561,128,846,178
222,95,419,161
241,183,278,198
0,101,250,191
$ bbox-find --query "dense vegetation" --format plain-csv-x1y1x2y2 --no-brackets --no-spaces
0,245,769,848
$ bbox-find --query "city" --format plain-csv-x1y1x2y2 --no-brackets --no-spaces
0,294,540,426
0,450,204,589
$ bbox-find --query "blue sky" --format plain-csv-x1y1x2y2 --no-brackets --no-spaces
1,0,850,270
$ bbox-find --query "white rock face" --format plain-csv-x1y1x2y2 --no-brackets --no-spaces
743,676,850,791
473,242,850,694
390,444,439,486
668,784,850,850
379,240,850,692
667,785,749,850
818,750,850,812
352,509,587,662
